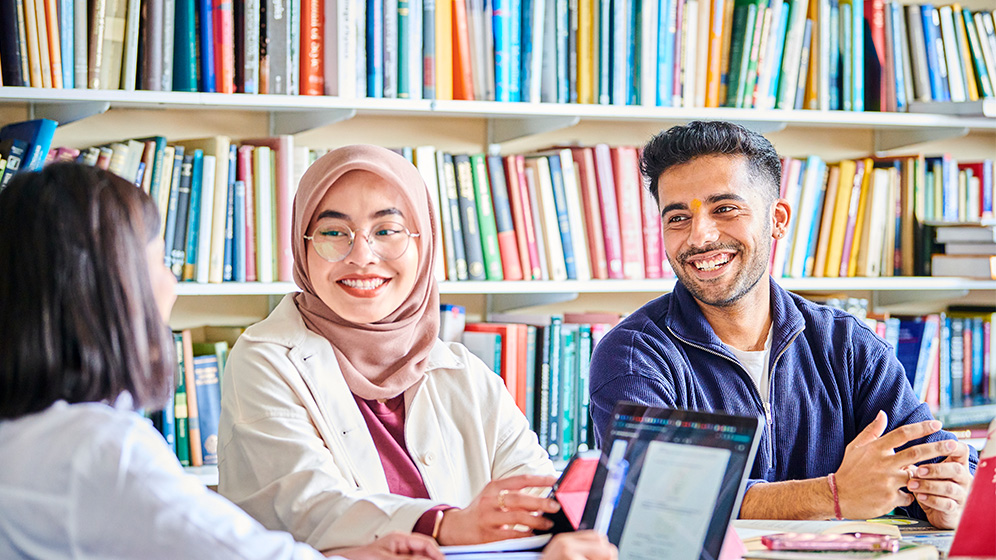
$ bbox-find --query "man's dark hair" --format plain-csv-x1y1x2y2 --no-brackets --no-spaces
640,121,782,203
0,163,175,419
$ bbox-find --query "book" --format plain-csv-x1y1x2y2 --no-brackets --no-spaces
486,154,524,281
0,119,57,173
470,153,504,280
454,154,487,281
179,329,202,466
931,254,996,279
241,136,293,282
192,354,221,465
934,223,996,243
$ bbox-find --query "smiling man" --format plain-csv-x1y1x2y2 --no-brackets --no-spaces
588,121,977,528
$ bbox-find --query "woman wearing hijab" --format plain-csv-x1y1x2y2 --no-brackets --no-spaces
218,145,559,551
0,163,443,560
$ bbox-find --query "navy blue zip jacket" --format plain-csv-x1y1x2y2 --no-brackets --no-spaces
589,279,978,520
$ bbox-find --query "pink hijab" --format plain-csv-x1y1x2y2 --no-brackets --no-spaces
292,145,440,400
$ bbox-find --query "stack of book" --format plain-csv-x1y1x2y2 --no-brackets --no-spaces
931,222,996,279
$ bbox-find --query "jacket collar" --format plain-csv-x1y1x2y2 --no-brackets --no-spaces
665,278,806,359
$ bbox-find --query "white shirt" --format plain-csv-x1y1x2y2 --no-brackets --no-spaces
726,327,773,403
0,400,325,560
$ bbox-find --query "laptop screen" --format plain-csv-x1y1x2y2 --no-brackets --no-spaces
578,403,762,560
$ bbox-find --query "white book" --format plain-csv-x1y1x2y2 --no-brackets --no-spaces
354,0,366,96
254,146,274,283
788,156,826,279
124,139,145,184
816,0,830,110
182,137,232,284
289,0,300,94
938,5,967,102
243,0,260,93
540,0,557,102
756,0,785,109
776,0,809,109
414,146,445,281
481,0,495,101
640,0,658,106
695,0,711,107
74,0,88,87
408,0,423,99
682,0,699,108
771,158,802,277
161,0,175,90
858,168,892,277
529,156,567,281
557,149,591,281
944,242,996,256
157,146,177,235
975,12,996,100
195,154,217,284
931,254,996,279
324,0,358,97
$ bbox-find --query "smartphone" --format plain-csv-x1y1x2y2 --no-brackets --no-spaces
761,533,900,552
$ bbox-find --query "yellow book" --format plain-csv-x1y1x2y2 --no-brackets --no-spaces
107,142,131,178
22,0,45,87
99,0,127,90
803,0,819,109
157,145,177,237
824,159,856,277
435,0,453,100
952,4,979,101
717,0,735,104
847,158,874,277
705,0,726,107
812,164,839,277
578,0,593,104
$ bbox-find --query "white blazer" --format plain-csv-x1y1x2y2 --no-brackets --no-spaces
218,295,555,551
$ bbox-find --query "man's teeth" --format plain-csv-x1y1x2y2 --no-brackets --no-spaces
340,278,386,290
693,255,731,271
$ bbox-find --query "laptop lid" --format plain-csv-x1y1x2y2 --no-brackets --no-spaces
577,402,762,560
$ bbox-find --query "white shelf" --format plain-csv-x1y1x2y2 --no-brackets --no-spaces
1,88,992,147
183,465,219,487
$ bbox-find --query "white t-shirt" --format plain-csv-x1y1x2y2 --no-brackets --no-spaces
726,328,773,404
0,399,326,560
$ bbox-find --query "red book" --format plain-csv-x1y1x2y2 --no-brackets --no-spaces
610,146,646,279
463,323,527,414
241,136,294,282
213,0,236,93
486,154,523,281
513,155,543,280
299,0,324,95
571,147,608,280
641,178,664,279
451,0,475,100
592,145,624,279
864,0,887,111
237,145,257,282
504,155,533,279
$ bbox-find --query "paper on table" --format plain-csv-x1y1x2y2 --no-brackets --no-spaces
440,534,553,556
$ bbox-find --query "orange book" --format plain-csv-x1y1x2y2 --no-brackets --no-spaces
181,329,203,467
571,147,608,280
610,147,646,279
464,323,528,414
502,155,533,279
300,0,325,95
43,0,62,87
716,0,736,104
213,0,236,93
451,0,474,100
435,0,453,100
812,163,840,277
803,0,819,109
705,0,726,106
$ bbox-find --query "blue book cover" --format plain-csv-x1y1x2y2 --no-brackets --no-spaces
233,180,247,282
576,324,592,451
850,0,863,111
192,354,221,465
0,139,28,189
494,0,512,102
768,3,791,108
938,314,951,410
223,177,235,281
598,0,611,104
828,0,840,110
896,319,932,398
519,0,535,101
970,317,984,404
198,0,217,92
545,154,577,280
0,119,58,172
173,0,198,91
183,151,205,278
170,152,195,278
628,0,639,105
802,157,827,277
508,0,521,101
921,6,950,102
981,160,993,217
889,3,907,111
555,0,569,103
367,0,384,97
59,0,74,88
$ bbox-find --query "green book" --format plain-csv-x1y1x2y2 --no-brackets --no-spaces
470,154,504,280
560,324,578,461
172,333,190,467
725,0,758,107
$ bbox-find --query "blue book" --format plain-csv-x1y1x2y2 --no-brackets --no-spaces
0,119,58,172
508,0,521,101
162,147,185,262
198,0,217,92
767,2,791,108
223,177,235,281
494,0,513,102
889,3,907,111
627,0,639,105
801,157,828,277
59,0,74,88
981,160,993,217
841,2,852,110
555,0,569,103
519,0,535,101
169,153,195,278
397,0,411,98
896,318,936,399
192,354,221,465
938,314,951,410
656,0,675,106
559,324,577,460
921,6,950,102
0,139,28,189
828,0,840,110
598,0,611,104
850,0,863,111
173,0,198,91
545,154,577,280
233,180,247,282
183,151,205,279
970,317,984,404
576,324,592,451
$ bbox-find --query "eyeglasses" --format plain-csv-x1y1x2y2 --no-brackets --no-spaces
304,221,420,263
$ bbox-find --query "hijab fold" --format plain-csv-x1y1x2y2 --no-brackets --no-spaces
292,145,439,400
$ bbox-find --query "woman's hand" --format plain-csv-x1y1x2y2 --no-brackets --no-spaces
329,532,444,560
436,474,560,545
542,532,617,560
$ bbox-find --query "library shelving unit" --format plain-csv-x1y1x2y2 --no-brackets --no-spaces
2,87,995,483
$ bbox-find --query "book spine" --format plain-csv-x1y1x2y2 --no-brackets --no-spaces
172,333,190,465
161,0,175,90
455,154,487,281
441,153,468,280
470,153,503,280
173,0,198,91
435,151,458,280
487,154,524,281
422,0,436,98
192,355,221,465
546,154,577,280
593,144,624,279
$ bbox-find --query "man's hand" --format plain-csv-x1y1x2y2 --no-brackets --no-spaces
542,532,617,560
436,474,561,545
330,532,444,560
835,410,966,521
908,440,973,529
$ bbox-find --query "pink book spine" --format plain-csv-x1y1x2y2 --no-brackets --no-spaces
593,144,624,279
503,156,533,279
514,155,543,280
573,147,609,280
611,146,646,279
238,145,258,282
641,178,664,279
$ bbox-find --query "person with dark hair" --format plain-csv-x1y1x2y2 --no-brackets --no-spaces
589,121,977,529
0,163,443,560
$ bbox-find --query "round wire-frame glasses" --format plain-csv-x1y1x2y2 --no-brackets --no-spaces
304,221,420,263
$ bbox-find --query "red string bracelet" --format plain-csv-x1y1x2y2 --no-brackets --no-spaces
827,473,844,520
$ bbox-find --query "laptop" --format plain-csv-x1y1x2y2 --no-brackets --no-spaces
573,402,762,560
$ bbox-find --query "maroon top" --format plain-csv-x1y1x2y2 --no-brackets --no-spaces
353,394,448,536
